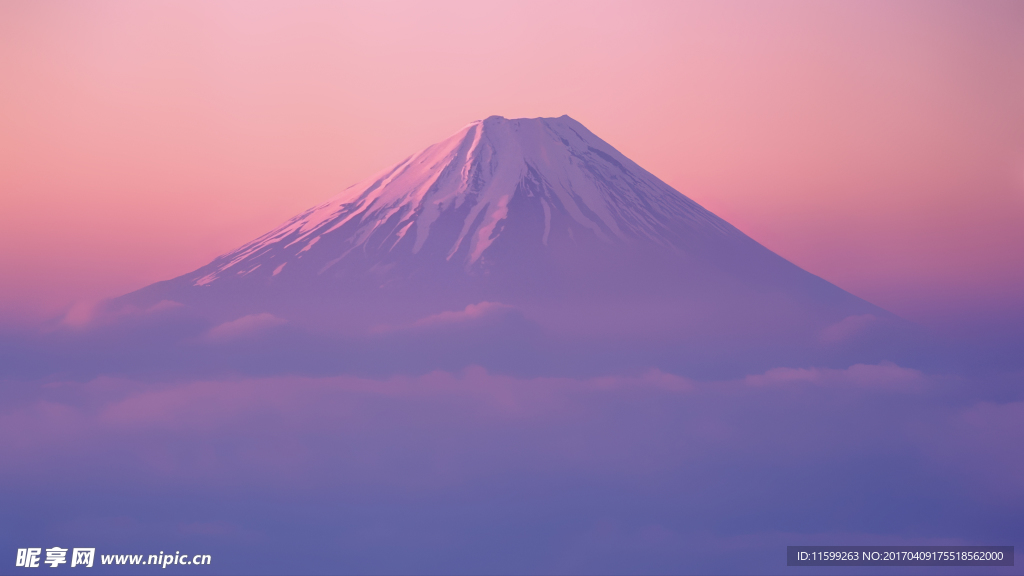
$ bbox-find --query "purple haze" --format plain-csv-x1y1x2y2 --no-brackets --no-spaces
1,117,1021,575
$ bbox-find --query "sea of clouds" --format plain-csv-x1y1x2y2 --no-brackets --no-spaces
1,357,1021,574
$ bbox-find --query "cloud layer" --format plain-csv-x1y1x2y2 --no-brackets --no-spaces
1,364,1020,574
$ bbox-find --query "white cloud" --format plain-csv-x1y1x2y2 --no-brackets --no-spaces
411,302,513,328
745,362,925,391
820,314,878,343
205,313,286,341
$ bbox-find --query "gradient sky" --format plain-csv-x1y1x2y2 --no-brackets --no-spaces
2,0,1022,330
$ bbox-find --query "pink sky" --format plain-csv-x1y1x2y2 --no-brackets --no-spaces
1,1,1022,329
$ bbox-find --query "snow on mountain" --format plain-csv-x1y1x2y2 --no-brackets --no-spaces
81,113,939,379
107,113,924,379
190,115,742,288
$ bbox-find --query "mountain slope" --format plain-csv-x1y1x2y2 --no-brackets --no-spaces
111,115,916,376
192,115,740,287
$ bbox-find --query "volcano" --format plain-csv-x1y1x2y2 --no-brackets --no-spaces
115,115,914,376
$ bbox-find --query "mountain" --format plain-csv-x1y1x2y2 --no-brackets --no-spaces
192,114,738,286
113,115,916,376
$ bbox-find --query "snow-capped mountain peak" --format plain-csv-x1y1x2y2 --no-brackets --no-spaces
114,114,907,377
193,115,736,286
